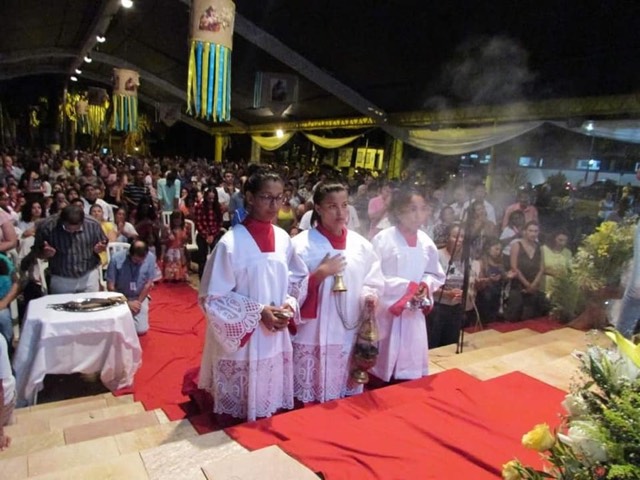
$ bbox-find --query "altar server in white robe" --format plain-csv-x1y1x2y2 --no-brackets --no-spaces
292,182,384,403
370,188,445,383
198,170,308,422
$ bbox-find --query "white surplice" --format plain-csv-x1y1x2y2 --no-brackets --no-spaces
291,228,384,403
198,225,308,421
370,227,446,381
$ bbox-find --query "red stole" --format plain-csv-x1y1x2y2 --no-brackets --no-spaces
398,226,418,247
243,216,275,252
301,224,347,319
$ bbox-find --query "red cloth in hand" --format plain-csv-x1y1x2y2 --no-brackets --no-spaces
389,281,420,317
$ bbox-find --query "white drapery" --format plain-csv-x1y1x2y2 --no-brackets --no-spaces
386,122,543,156
552,120,640,144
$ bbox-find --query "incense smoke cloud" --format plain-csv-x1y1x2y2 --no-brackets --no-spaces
425,35,536,109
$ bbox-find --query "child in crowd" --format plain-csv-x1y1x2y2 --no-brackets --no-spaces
474,237,515,324
163,211,189,282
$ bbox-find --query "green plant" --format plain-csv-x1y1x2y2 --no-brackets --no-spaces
502,329,640,480
548,219,636,322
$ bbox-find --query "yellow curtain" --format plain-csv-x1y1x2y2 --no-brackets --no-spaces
303,132,361,149
250,133,294,151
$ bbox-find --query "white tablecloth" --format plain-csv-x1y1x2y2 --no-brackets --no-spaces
13,292,142,406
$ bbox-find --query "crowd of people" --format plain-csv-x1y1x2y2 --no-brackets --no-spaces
0,145,604,441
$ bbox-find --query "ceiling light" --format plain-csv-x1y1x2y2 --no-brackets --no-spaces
121,0,133,8
84,56,92,63
70,76,78,82
275,129,284,138
75,68,82,75
96,35,106,43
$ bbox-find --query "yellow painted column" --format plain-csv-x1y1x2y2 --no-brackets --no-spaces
250,137,261,163
389,138,404,179
214,134,224,163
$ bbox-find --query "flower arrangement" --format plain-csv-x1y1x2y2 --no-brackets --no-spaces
502,328,640,479
549,219,636,322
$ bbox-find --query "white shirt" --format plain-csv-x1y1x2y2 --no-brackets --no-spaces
82,197,114,222
462,199,497,224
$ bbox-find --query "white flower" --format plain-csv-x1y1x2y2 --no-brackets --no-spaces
558,421,608,464
561,394,588,418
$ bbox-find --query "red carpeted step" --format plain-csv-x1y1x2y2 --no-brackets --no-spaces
225,368,482,450
115,282,207,420
226,369,565,479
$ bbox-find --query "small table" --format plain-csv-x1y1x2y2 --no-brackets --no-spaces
13,292,142,406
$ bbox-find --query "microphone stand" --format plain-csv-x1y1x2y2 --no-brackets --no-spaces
456,208,475,354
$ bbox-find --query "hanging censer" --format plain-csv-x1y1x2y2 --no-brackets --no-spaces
351,298,379,384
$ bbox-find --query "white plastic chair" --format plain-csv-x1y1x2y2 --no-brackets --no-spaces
36,258,48,295
100,242,131,288
185,219,198,252
161,211,172,227
107,242,131,264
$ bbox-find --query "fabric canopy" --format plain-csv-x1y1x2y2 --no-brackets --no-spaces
303,132,361,149
251,132,295,151
553,119,640,144
252,131,362,151
387,122,543,156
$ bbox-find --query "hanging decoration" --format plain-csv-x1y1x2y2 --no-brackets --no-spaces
112,68,139,132
87,87,110,137
187,0,235,122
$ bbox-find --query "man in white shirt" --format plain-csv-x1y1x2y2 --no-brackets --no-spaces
216,170,238,228
81,183,114,222
463,184,497,224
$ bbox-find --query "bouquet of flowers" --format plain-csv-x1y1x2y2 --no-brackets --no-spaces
502,328,640,480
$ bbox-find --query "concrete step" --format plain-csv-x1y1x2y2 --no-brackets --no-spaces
0,456,28,480
49,402,146,431
14,398,108,422
28,452,148,480
431,328,585,370
519,354,582,391
0,430,65,461
114,419,199,455
201,444,318,480
27,436,122,478
140,430,246,480
460,340,580,382
63,410,162,445
5,399,142,438
429,328,539,360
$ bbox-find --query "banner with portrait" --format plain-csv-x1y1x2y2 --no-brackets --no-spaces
187,0,235,122
112,68,139,132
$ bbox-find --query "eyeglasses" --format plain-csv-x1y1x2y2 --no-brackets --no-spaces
256,194,284,205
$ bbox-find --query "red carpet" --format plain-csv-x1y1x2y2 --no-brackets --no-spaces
116,282,207,420
466,316,564,334
226,370,566,480
117,284,568,478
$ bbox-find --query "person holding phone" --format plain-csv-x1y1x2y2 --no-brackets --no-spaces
33,205,107,294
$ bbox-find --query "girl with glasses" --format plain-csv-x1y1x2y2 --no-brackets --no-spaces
198,170,308,424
